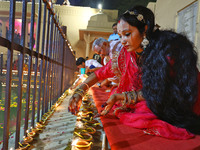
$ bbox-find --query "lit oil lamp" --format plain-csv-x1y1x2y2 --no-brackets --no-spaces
82,97,88,103
75,126,96,135
39,119,46,125
77,112,89,118
76,121,85,129
72,138,92,150
74,132,93,142
27,127,36,137
68,88,73,94
18,142,30,150
85,126,96,135
36,122,44,129
83,119,100,127
55,102,59,107
23,136,33,143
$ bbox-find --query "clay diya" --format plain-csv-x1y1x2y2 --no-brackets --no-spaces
18,142,30,150
75,126,96,135
74,132,93,142
85,126,96,134
77,111,89,119
36,122,44,129
23,136,33,143
32,127,43,133
27,130,36,137
75,140,92,150
83,119,100,127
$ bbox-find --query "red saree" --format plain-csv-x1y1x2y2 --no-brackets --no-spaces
95,47,199,140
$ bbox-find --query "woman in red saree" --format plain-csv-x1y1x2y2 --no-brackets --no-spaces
69,6,200,140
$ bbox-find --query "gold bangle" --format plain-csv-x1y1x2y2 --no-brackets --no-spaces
74,91,84,97
127,92,132,105
74,88,85,94
122,92,127,107
81,82,90,90
73,88,85,97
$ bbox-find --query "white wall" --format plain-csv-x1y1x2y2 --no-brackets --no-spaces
148,0,200,68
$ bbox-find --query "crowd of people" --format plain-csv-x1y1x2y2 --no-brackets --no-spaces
70,5,200,140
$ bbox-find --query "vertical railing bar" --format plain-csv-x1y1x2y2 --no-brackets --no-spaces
27,0,35,127
24,0,35,134
36,0,43,122
54,23,59,102
54,29,58,100
39,4,47,118
50,23,56,105
52,22,57,103
15,0,27,148
60,27,66,95
59,34,62,96
53,27,58,103
51,25,55,104
46,10,54,111
56,34,61,99
32,0,42,127
43,9,50,113
3,0,16,149
59,35,64,95
50,23,55,107
61,36,65,95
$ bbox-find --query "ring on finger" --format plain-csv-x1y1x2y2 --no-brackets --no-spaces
104,109,109,114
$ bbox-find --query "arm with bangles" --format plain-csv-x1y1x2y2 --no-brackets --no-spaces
68,73,99,114
86,67,102,73
100,90,145,116
68,60,115,115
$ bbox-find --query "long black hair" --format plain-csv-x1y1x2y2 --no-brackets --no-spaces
120,6,200,134
141,30,200,134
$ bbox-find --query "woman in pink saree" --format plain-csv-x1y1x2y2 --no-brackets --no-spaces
69,6,200,140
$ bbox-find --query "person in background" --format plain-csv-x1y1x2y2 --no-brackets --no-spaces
92,37,122,65
92,53,101,64
69,6,200,139
76,57,102,74
108,23,120,42
92,37,123,88
71,57,103,89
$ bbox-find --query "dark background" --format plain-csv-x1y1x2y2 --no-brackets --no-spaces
57,0,157,15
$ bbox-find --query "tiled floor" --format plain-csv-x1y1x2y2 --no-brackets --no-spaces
32,96,76,150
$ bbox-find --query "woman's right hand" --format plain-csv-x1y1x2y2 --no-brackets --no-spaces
68,93,82,115
100,93,124,116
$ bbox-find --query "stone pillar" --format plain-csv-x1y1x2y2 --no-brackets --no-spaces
83,33,95,57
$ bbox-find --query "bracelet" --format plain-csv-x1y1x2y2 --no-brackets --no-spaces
127,92,132,105
73,88,85,97
75,88,85,93
81,82,90,90
74,91,84,97
122,90,138,107
129,91,137,104
122,92,127,107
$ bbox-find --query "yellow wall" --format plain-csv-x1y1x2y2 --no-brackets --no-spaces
54,5,118,58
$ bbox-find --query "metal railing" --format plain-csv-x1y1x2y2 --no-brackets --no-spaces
0,0,76,149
